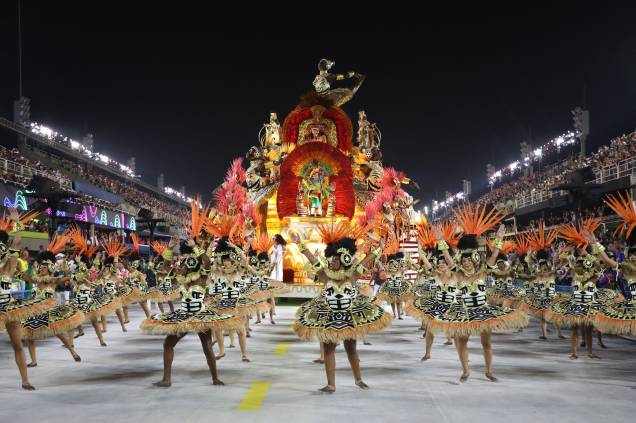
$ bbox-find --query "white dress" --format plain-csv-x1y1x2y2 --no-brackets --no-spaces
270,244,285,282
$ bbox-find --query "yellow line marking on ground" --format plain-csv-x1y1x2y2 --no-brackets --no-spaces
238,381,272,411
272,343,289,356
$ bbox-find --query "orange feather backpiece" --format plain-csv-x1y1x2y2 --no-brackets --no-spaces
151,240,169,256
604,191,636,237
557,218,599,249
415,223,437,250
515,233,531,255
101,235,128,258
440,221,460,249
47,233,69,254
316,221,352,245
453,203,506,236
67,225,88,254
189,196,211,239
250,233,275,255
0,209,40,232
204,214,237,239
527,222,557,251
130,232,140,253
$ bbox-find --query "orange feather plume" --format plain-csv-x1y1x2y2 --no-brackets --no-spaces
515,233,531,255
604,191,636,237
317,221,352,245
250,233,275,255
100,235,128,258
453,203,506,236
47,233,69,255
556,218,599,249
67,225,88,254
0,209,40,232
415,223,437,249
440,221,460,249
130,232,140,253
204,214,237,239
189,196,211,239
151,240,169,256
527,222,557,251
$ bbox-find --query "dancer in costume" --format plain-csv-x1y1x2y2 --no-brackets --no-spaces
425,204,528,382
21,234,83,366
206,236,270,362
245,233,289,324
376,240,413,319
291,221,391,393
98,235,130,333
312,58,365,107
145,240,180,312
485,239,520,308
584,192,636,337
141,199,244,387
68,232,121,347
519,224,566,340
0,209,56,390
122,233,151,320
407,224,455,361
545,218,622,359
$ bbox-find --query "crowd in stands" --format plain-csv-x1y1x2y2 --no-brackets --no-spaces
478,130,636,209
0,146,189,226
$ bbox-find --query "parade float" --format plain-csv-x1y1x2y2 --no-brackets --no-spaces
237,59,420,297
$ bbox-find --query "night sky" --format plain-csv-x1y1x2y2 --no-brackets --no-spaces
1,3,635,208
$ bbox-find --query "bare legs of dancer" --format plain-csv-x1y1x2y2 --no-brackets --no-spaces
153,333,186,387
138,301,151,318
116,308,127,332
422,330,434,361
454,336,470,382
5,321,34,390
319,340,368,393
90,317,107,346
27,333,81,367
313,343,325,363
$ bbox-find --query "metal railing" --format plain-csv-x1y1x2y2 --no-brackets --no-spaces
0,157,73,191
514,155,636,209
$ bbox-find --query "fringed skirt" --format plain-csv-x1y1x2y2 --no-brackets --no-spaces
22,304,85,340
206,297,271,317
487,285,526,308
144,286,181,303
521,293,557,319
73,294,121,321
117,285,138,305
593,300,636,335
294,296,391,343
376,280,412,304
0,296,57,328
545,289,623,328
415,301,528,337
140,307,245,335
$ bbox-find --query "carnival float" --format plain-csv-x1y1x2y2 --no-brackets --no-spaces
223,59,420,297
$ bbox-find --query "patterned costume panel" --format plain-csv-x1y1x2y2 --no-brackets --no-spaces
140,308,244,335
376,276,412,303
22,304,85,340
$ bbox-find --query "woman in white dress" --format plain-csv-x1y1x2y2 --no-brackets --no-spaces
269,235,286,318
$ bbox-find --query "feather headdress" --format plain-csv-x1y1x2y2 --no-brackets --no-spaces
515,233,531,256
557,218,600,249
416,223,437,250
604,191,636,238
47,233,69,254
316,221,352,245
440,221,460,249
453,203,506,236
250,233,275,255
130,232,140,254
101,235,128,258
189,196,211,239
527,222,557,251
0,209,39,232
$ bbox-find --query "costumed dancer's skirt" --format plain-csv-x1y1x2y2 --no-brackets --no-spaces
487,285,526,308
22,304,85,340
293,296,392,343
0,296,56,329
419,302,528,337
206,297,271,317
140,307,245,335
376,281,412,304
405,294,450,327
521,294,557,319
595,288,624,304
544,299,600,327
593,300,636,335
117,285,138,305
74,294,121,321
144,287,181,303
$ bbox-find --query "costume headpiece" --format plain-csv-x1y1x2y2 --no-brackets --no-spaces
557,218,600,249
101,234,128,268
318,221,357,268
515,233,531,256
416,223,437,250
527,222,557,263
604,191,636,243
152,240,173,262
0,209,38,257
37,233,69,271
189,196,211,240
453,203,506,264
